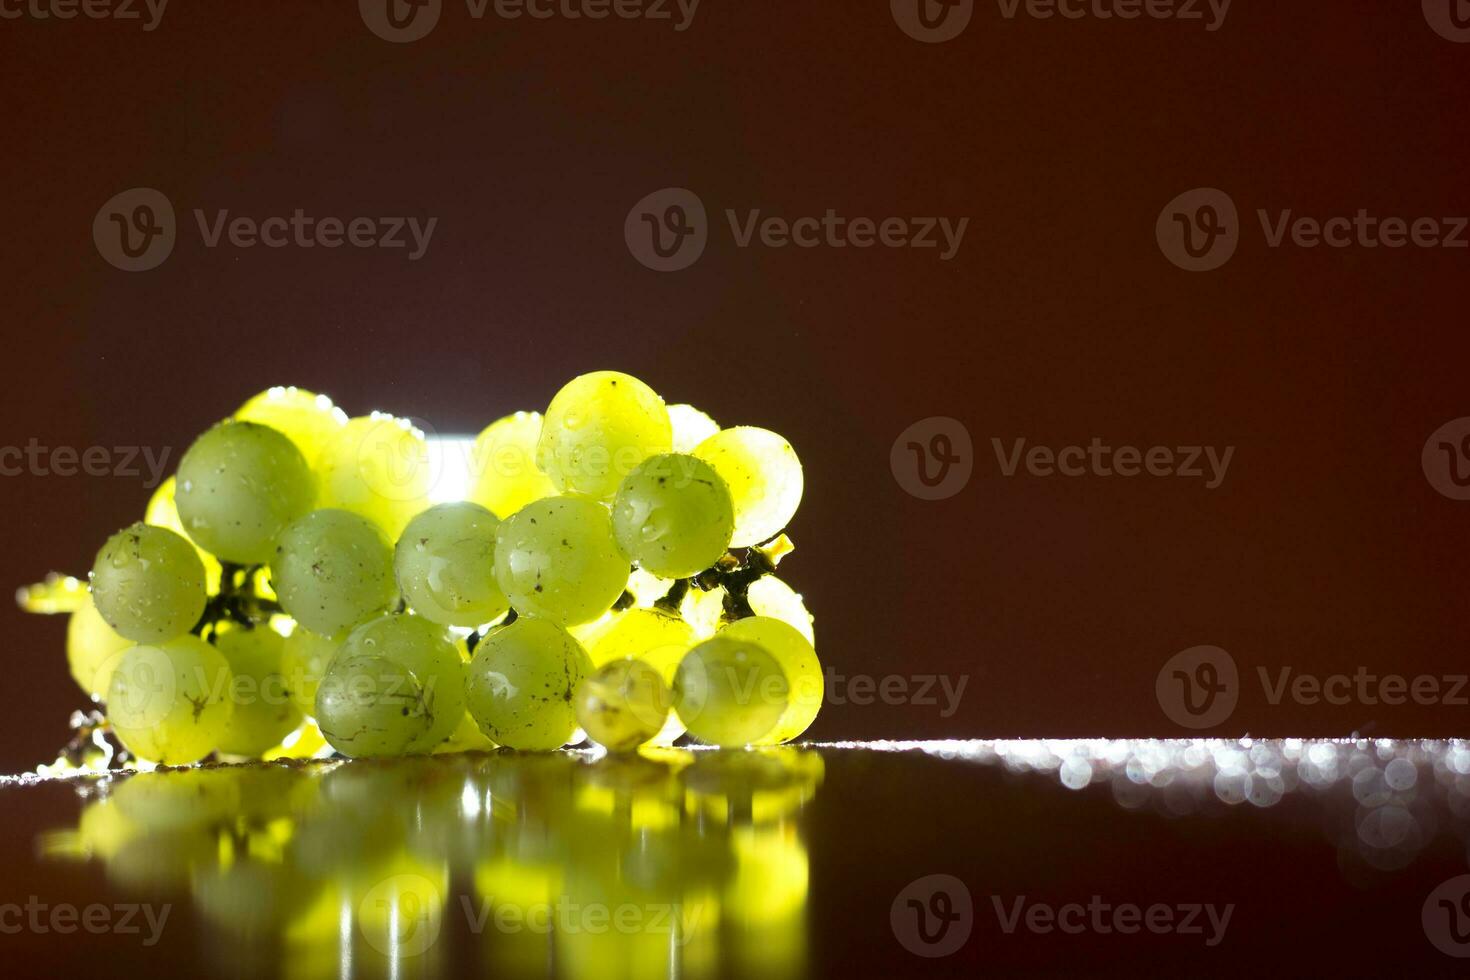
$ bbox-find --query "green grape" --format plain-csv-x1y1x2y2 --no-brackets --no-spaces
469,412,558,518
667,403,719,454
280,625,340,715
576,659,670,752
718,617,821,744
234,385,347,465
672,636,788,747
395,502,509,628
693,427,804,547
213,625,302,757
536,371,672,500
107,635,234,765
91,523,207,642
681,575,815,643
493,496,628,626
144,477,222,592
66,593,133,701
746,576,815,644
435,710,498,753
466,618,593,750
270,509,397,637
314,652,432,758
611,453,735,578
176,420,317,563
315,413,432,541
581,605,697,745
337,612,465,753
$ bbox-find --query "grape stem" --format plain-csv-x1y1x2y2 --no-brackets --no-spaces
191,562,282,639
674,540,783,622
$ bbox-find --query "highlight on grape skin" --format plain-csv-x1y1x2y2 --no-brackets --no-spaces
19,372,820,770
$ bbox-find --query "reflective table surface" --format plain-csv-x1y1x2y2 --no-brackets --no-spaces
4,739,1470,977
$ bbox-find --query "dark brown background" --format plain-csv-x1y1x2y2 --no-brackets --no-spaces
2,0,1468,773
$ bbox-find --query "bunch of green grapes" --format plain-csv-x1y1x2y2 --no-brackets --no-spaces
27,373,824,768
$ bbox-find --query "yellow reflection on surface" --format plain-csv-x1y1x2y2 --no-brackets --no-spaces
40,747,820,980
